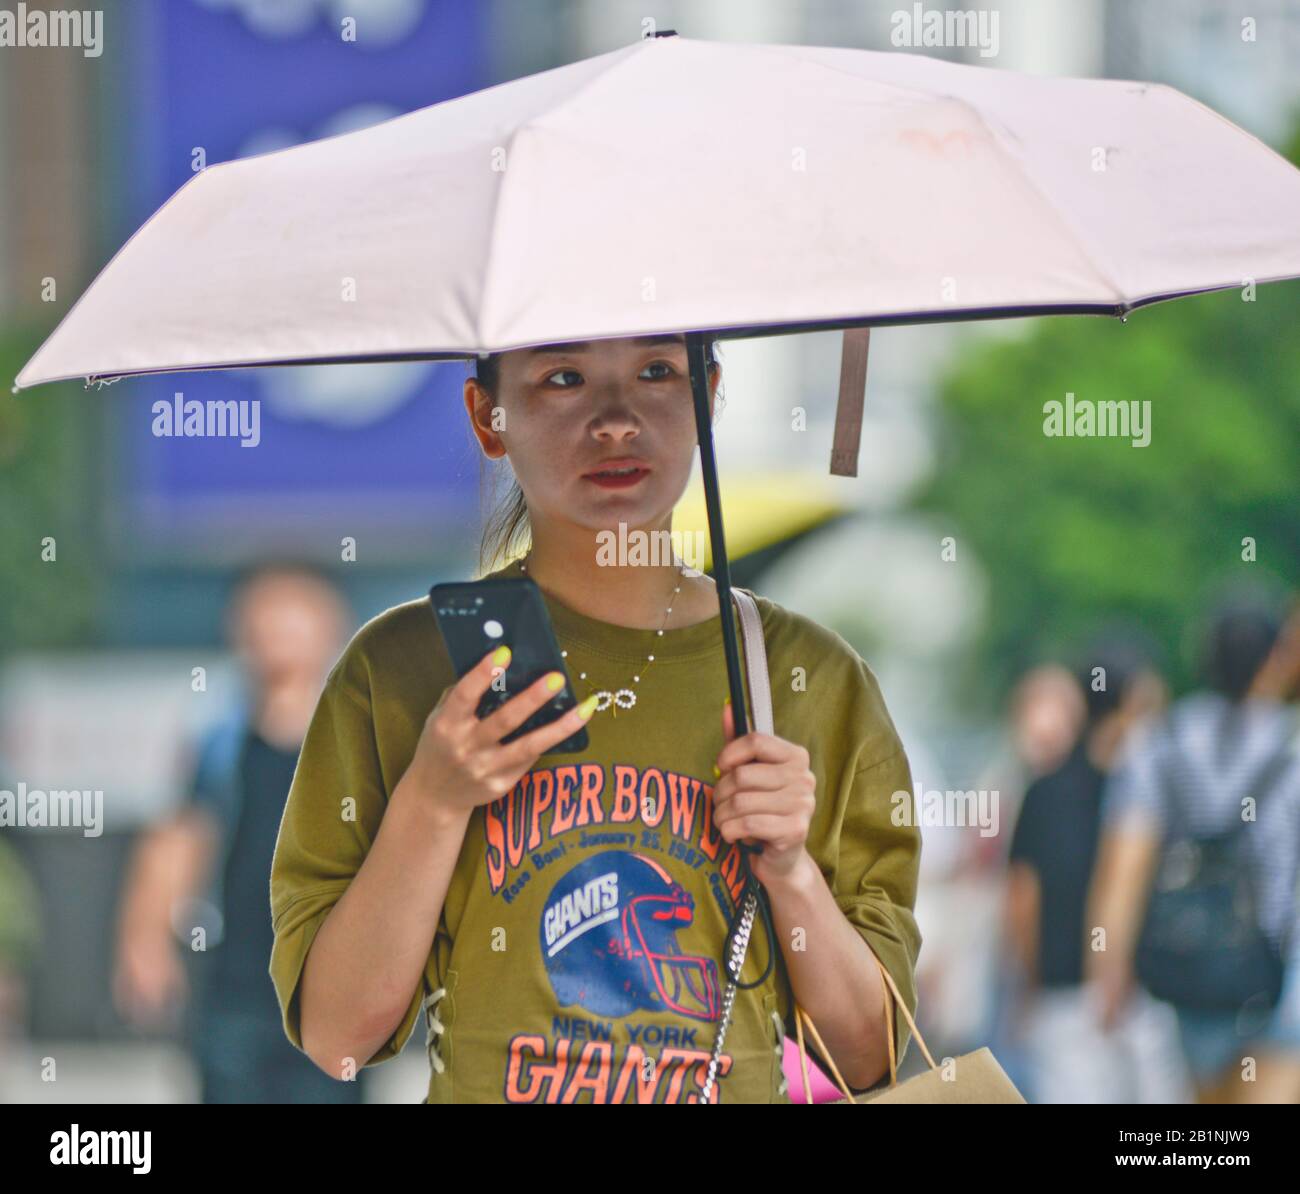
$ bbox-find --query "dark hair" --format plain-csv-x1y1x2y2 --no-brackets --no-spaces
1073,629,1156,723
1201,598,1282,700
468,335,724,574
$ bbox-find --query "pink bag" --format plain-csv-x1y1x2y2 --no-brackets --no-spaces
782,1037,843,1102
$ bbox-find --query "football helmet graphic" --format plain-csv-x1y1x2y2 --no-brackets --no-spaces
540,851,721,1021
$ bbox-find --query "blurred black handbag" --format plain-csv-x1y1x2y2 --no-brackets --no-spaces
1134,734,1291,1012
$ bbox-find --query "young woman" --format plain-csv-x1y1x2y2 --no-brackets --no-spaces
269,332,922,1103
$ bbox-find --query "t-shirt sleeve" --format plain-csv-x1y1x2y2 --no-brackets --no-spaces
268,649,425,1069
820,729,922,1093
1101,724,1169,832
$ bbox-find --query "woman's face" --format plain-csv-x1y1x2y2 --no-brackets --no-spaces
465,333,719,537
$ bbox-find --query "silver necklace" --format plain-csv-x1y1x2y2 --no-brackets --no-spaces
517,551,688,716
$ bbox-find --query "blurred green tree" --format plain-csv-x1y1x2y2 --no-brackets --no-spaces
0,330,101,655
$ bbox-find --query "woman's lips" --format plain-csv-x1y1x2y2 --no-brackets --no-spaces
584,467,650,489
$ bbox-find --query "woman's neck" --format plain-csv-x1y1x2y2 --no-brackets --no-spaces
519,532,719,631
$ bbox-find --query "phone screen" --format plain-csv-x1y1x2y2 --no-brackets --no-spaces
429,578,588,753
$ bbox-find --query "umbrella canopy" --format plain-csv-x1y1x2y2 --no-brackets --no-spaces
15,32,1300,392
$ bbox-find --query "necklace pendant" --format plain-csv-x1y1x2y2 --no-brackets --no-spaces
590,688,636,716
520,551,673,719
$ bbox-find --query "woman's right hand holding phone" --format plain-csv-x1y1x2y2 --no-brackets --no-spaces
406,645,596,820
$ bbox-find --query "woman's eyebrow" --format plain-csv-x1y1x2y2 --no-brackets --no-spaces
525,334,685,356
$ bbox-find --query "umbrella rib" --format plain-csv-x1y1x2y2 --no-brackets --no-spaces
770,45,1129,306
937,90,1129,305
13,164,219,393
474,120,525,353
477,40,647,347
772,42,972,105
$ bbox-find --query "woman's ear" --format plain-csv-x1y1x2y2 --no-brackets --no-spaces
464,378,507,460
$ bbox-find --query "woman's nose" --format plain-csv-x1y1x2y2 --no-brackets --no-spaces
589,389,640,437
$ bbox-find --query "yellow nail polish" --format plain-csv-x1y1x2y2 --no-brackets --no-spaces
492,645,511,667
724,696,731,706
546,671,565,692
577,693,599,720
712,764,721,779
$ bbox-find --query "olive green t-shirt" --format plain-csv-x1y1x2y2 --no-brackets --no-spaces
269,558,922,1103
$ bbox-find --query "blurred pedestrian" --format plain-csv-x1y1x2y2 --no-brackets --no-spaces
1089,596,1300,1103
113,561,354,1102
1006,637,1190,1103
1009,663,1088,782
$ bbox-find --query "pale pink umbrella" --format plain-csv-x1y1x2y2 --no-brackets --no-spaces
15,31,1300,722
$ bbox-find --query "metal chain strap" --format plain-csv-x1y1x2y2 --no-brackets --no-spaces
699,883,760,1103
699,588,774,1104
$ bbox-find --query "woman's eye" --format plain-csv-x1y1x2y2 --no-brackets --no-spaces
543,361,676,387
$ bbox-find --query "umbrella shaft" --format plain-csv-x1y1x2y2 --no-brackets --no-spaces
686,332,749,740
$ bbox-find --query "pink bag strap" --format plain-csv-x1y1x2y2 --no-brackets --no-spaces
729,587,772,734
730,588,855,1102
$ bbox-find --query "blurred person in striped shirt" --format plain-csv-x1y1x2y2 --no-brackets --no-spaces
1090,594,1300,1104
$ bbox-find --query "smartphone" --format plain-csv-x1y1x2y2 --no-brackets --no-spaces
429,577,589,753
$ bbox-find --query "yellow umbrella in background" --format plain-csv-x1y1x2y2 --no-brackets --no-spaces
672,468,849,579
